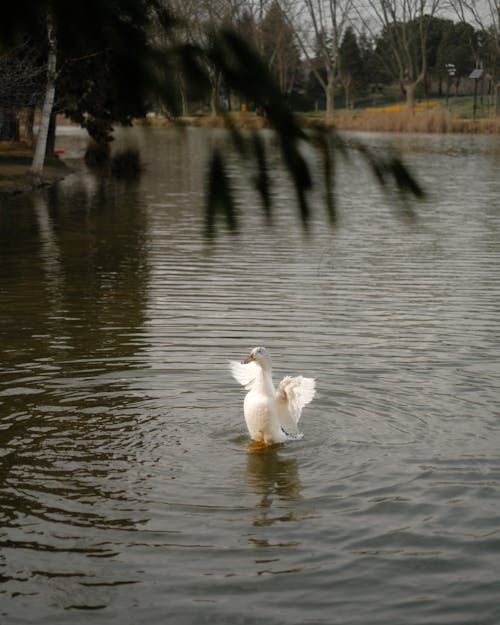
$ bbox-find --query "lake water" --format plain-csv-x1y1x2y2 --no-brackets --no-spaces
1,127,499,624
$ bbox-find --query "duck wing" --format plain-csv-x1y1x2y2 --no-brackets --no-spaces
229,360,259,390
276,375,316,435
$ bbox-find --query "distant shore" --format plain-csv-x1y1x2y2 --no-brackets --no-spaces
138,107,500,134
2,107,498,197
316,109,500,134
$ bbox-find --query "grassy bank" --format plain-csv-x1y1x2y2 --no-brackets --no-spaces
317,108,500,134
0,142,67,196
137,111,269,130
2,101,497,196
139,101,500,134
299,95,499,133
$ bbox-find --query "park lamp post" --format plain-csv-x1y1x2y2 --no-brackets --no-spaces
469,68,484,121
445,63,456,107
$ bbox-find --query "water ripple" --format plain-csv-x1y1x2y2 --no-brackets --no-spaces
0,128,499,624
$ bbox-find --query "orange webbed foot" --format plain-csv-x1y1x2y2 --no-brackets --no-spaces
246,440,271,452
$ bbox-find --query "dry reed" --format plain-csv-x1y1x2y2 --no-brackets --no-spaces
190,112,269,130
134,109,500,134
324,109,500,134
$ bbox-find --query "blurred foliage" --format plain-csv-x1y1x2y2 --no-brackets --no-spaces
110,149,143,179
1,0,173,144
176,28,425,236
0,2,425,235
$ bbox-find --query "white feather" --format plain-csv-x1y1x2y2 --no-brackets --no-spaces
277,375,316,432
230,347,316,445
229,360,258,390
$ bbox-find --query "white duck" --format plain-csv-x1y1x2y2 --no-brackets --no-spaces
230,347,316,445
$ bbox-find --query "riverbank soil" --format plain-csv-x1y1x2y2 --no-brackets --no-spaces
0,142,67,196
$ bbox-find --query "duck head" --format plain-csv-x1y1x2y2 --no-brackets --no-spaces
242,346,272,369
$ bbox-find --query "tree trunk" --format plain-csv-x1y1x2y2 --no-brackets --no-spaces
342,76,352,110
210,87,218,116
0,108,17,141
45,112,57,157
180,84,188,117
496,83,500,117
31,12,57,182
325,68,335,118
25,106,35,145
405,82,417,113
176,71,188,117
210,71,221,116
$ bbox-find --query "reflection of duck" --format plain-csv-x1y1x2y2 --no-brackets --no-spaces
245,446,302,524
230,347,315,445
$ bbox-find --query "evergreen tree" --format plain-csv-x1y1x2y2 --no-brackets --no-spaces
435,21,477,95
339,27,363,108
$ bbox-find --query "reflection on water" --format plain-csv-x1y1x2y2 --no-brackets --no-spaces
245,446,302,526
0,127,499,624
33,193,62,291
0,172,151,543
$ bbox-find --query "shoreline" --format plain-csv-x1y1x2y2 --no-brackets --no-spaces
2,109,498,197
315,109,500,134
0,142,69,198
137,108,500,134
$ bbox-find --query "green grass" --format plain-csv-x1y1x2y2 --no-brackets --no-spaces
0,154,32,166
353,93,496,120
444,94,497,119
333,87,496,121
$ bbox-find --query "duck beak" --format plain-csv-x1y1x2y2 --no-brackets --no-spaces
242,354,255,364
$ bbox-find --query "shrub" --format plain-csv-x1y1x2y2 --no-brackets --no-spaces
110,148,143,178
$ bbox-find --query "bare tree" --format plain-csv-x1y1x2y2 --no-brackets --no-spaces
0,44,43,141
0,45,43,110
261,1,301,94
30,11,57,181
450,0,500,114
355,0,442,111
169,0,257,114
283,0,354,117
